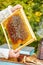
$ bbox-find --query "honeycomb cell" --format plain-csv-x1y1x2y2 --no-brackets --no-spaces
6,15,29,44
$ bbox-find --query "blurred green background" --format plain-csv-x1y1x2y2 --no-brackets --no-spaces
0,0,43,52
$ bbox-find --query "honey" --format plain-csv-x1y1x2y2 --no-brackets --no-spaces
6,15,30,44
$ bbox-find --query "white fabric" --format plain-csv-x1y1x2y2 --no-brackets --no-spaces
0,48,9,59
0,5,12,23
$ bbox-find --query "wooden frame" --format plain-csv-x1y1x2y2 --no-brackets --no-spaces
1,8,37,50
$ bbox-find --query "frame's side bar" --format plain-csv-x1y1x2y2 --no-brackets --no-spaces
20,8,37,40
17,38,34,50
1,23,11,49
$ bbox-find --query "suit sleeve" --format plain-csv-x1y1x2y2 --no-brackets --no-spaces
0,5,12,23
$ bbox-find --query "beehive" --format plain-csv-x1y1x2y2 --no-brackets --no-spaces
1,7,36,50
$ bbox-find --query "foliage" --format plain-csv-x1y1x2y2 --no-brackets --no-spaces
0,0,43,52
0,25,6,45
